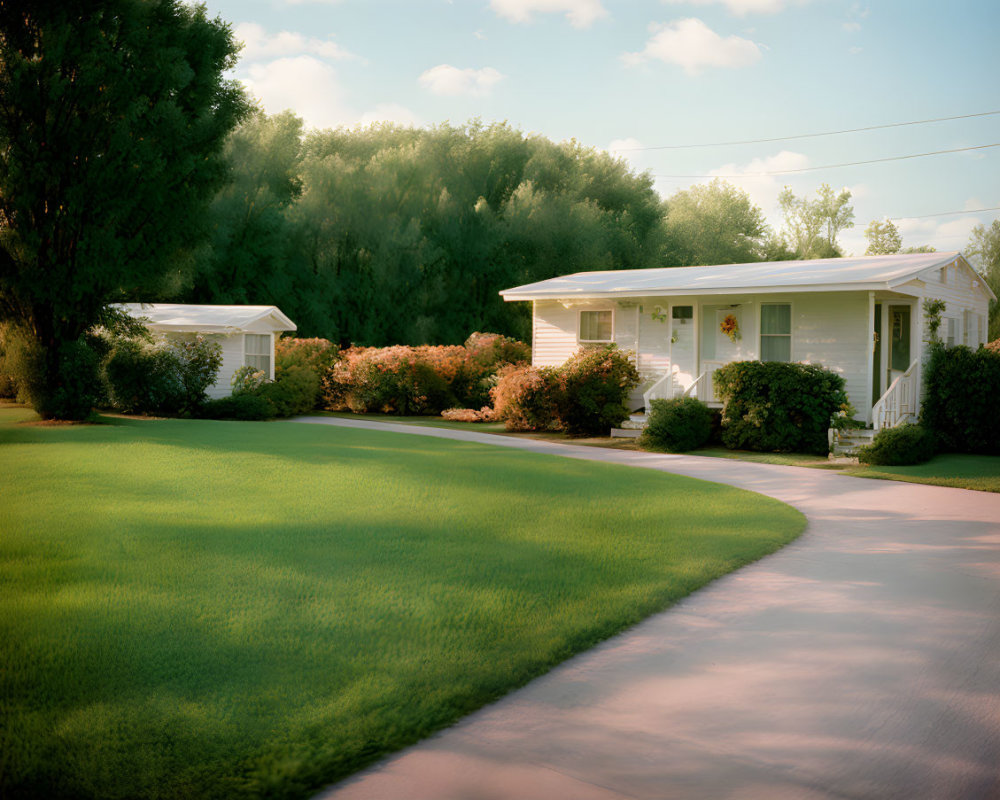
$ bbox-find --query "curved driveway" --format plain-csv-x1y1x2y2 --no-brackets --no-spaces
296,417,1000,800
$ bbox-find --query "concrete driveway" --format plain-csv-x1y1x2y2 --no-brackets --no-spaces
295,417,1000,800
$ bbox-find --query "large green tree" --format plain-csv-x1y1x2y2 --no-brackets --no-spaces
864,218,902,255
778,183,854,259
965,219,1000,340
664,179,768,265
0,0,249,417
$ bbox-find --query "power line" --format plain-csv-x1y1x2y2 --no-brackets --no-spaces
615,110,1000,151
888,206,1000,221
654,142,1000,178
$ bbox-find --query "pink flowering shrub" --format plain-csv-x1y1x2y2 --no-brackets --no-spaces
321,334,529,416
490,363,558,431
441,406,495,423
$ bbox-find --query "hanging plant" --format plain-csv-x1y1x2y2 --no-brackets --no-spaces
720,313,741,343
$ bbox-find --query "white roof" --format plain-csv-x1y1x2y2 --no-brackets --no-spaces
501,252,985,300
120,303,296,333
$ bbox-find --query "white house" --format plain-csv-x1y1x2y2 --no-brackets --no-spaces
500,252,995,429
121,304,297,399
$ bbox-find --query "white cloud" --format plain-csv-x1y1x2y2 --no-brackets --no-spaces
661,0,809,16
623,18,761,75
894,215,980,252
418,64,504,96
490,0,608,28
235,22,355,62
242,56,352,129
241,56,419,131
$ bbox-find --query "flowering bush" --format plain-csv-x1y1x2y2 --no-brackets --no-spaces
491,363,558,431
322,345,462,415
551,345,640,435
457,332,532,407
441,406,495,423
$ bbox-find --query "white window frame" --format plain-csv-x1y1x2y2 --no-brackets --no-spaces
759,302,792,363
578,309,614,344
244,333,273,380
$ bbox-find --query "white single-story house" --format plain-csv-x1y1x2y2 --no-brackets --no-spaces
120,304,297,398
500,252,995,429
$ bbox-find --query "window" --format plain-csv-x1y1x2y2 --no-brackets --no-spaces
672,305,693,322
579,310,613,342
760,303,791,362
245,334,271,375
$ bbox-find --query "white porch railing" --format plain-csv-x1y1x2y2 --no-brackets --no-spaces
642,369,674,409
682,360,728,403
872,358,920,431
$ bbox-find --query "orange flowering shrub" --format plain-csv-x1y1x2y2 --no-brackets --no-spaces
441,406,495,422
551,344,640,435
323,345,464,415
321,334,529,416
274,337,339,411
490,363,557,431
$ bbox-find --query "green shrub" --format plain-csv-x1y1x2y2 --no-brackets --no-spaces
14,336,104,421
641,397,714,452
551,345,640,436
105,339,184,414
170,336,223,414
274,337,338,410
259,365,319,417
857,423,935,466
491,363,557,431
920,342,1000,454
199,393,277,421
714,361,850,455
230,365,267,396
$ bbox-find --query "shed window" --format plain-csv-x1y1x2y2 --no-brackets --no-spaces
245,334,271,375
579,310,613,342
760,304,791,362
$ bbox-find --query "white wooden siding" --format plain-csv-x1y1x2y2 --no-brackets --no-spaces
532,301,579,367
789,293,870,419
903,259,992,349
209,333,245,399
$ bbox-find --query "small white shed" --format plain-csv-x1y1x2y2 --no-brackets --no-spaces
501,252,995,428
121,303,297,399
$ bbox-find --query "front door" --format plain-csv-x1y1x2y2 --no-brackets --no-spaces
871,304,882,407
889,305,911,378
670,305,695,390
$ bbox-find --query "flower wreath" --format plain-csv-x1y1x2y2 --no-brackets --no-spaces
720,313,741,343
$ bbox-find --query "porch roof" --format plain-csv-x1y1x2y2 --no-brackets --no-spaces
501,251,973,301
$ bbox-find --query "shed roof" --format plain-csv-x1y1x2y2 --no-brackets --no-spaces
500,252,989,300
120,303,296,333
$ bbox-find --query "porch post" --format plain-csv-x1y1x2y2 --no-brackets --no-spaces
866,291,875,426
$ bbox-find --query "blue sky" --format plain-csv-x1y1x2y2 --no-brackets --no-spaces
201,0,1000,257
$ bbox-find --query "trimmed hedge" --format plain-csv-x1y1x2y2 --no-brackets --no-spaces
200,394,277,421
714,361,849,455
920,342,1000,454
490,363,557,431
857,423,935,466
641,397,714,453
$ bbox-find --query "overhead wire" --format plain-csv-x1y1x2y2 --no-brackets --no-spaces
653,143,1000,178
614,110,1000,151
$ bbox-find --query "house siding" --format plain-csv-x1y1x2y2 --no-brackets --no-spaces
901,260,992,348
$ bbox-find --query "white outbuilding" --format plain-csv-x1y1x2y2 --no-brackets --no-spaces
120,303,297,398
500,252,995,429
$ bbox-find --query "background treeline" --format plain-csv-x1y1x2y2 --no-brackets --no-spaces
183,113,781,345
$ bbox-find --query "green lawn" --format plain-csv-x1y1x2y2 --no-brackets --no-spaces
840,453,1000,492
0,406,804,800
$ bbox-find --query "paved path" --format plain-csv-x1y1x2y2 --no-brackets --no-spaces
295,417,1000,800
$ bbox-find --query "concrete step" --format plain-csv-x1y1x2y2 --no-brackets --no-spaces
829,427,875,457
619,413,649,431
610,428,643,439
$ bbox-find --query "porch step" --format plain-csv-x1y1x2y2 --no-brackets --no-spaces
618,413,649,430
829,427,875,457
610,427,643,439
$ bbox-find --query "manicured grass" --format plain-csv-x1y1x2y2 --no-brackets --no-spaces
1,406,804,800
313,410,508,434
841,453,1000,492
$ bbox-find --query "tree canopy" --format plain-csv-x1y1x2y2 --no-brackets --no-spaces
0,0,250,417
777,183,854,259
864,219,902,255
965,219,1000,339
